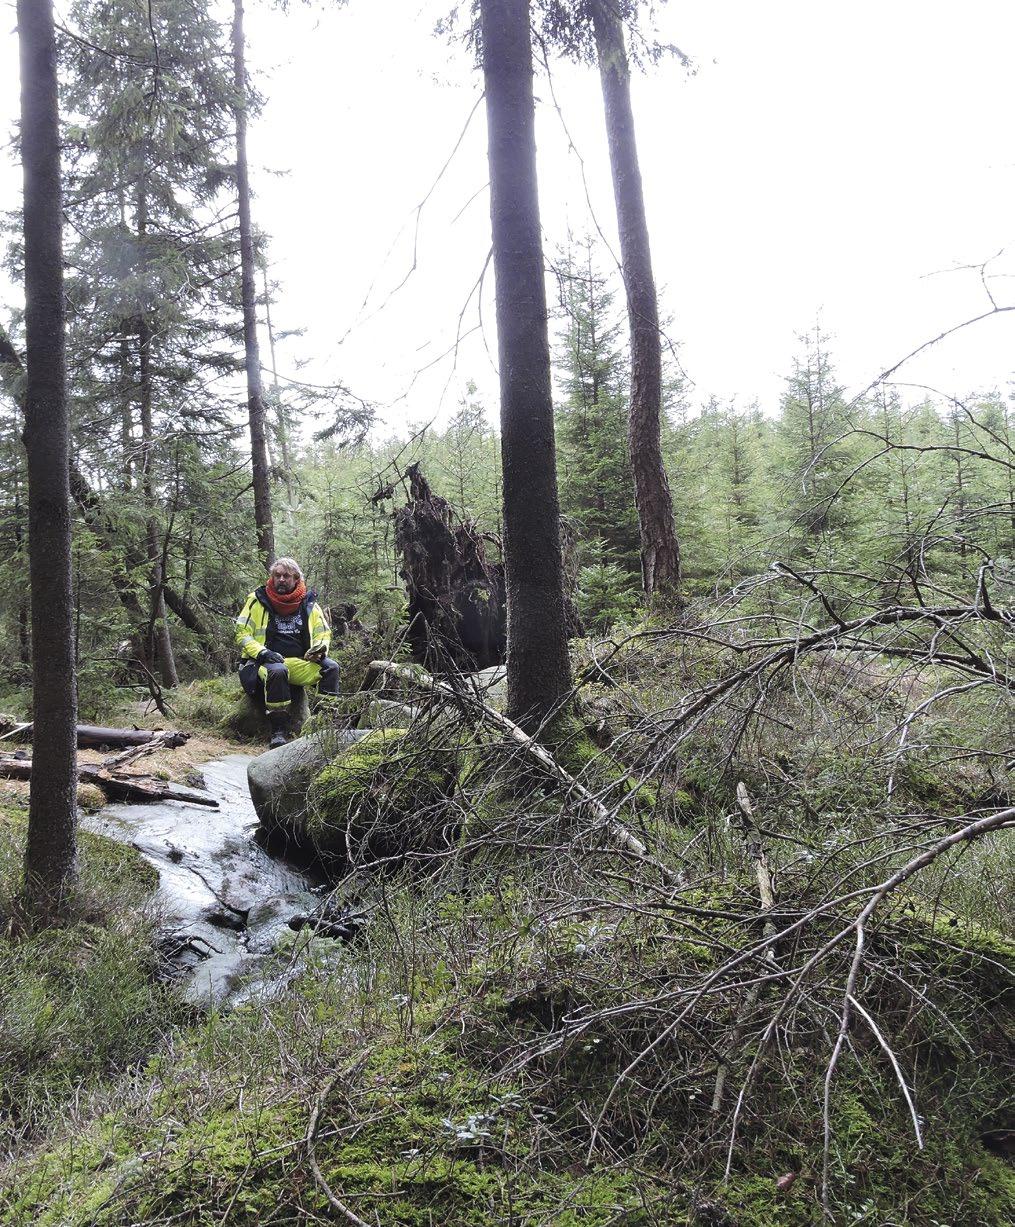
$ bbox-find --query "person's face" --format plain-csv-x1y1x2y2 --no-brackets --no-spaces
271,564,300,594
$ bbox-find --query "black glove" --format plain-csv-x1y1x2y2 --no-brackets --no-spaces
257,649,285,665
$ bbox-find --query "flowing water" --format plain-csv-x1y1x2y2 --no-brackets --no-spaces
85,754,337,1006
84,673,508,1006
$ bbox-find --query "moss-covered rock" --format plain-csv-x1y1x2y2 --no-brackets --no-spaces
75,782,107,813
173,676,310,742
305,728,459,864
246,729,368,842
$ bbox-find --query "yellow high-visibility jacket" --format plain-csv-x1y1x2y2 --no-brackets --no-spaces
234,587,331,662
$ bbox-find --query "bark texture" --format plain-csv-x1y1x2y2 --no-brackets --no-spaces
17,0,79,914
592,1,681,599
232,0,274,568
481,0,574,731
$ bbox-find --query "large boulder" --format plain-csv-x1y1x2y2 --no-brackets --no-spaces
247,729,368,842
304,728,459,867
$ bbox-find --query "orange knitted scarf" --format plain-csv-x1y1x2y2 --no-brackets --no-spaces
265,577,306,616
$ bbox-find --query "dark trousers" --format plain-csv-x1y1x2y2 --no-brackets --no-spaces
239,656,341,710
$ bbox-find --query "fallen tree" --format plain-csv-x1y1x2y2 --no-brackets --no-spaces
0,753,217,807
0,721,190,750
393,462,507,669
360,658,678,883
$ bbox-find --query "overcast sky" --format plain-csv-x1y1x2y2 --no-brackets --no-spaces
2,0,1014,433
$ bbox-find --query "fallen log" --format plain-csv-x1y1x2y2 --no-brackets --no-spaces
362,660,678,884
78,724,189,749
0,721,190,750
0,754,217,808
100,730,191,771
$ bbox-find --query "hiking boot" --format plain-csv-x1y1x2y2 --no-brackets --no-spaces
268,711,290,749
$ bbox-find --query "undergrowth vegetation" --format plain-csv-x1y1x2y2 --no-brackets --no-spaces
1,586,1012,1224
0,801,184,1162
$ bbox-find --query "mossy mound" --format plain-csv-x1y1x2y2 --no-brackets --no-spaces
305,727,459,864
3,877,1012,1227
75,782,107,813
172,676,309,742
2,1032,659,1227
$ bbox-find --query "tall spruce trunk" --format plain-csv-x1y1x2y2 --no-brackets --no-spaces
138,315,179,688
481,0,573,732
232,0,274,568
18,0,78,915
136,183,179,688
262,261,296,512
591,1,680,599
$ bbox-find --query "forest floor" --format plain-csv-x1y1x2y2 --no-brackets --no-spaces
0,728,251,810
0,640,1012,1226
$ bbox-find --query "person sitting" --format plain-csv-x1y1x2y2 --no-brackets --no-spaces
234,557,340,748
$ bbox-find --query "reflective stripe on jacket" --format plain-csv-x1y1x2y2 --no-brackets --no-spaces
234,587,331,661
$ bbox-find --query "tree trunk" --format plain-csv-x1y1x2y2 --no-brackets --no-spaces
137,288,179,689
480,0,573,733
262,259,296,510
232,0,275,569
17,0,79,916
0,722,188,750
591,1,681,600
13,485,31,665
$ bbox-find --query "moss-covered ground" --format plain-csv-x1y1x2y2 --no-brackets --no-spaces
0,630,1012,1225
1,854,1010,1225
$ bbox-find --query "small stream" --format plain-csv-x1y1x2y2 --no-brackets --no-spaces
85,754,344,1006
84,669,507,1006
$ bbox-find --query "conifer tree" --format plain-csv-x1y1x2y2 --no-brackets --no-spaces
433,384,502,530
232,0,275,568
17,0,78,917
692,397,766,577
774,327,854,557
58,0,249,684
553,237,639,575
588,0,681,599
481,0,574,731
528,2,681,598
